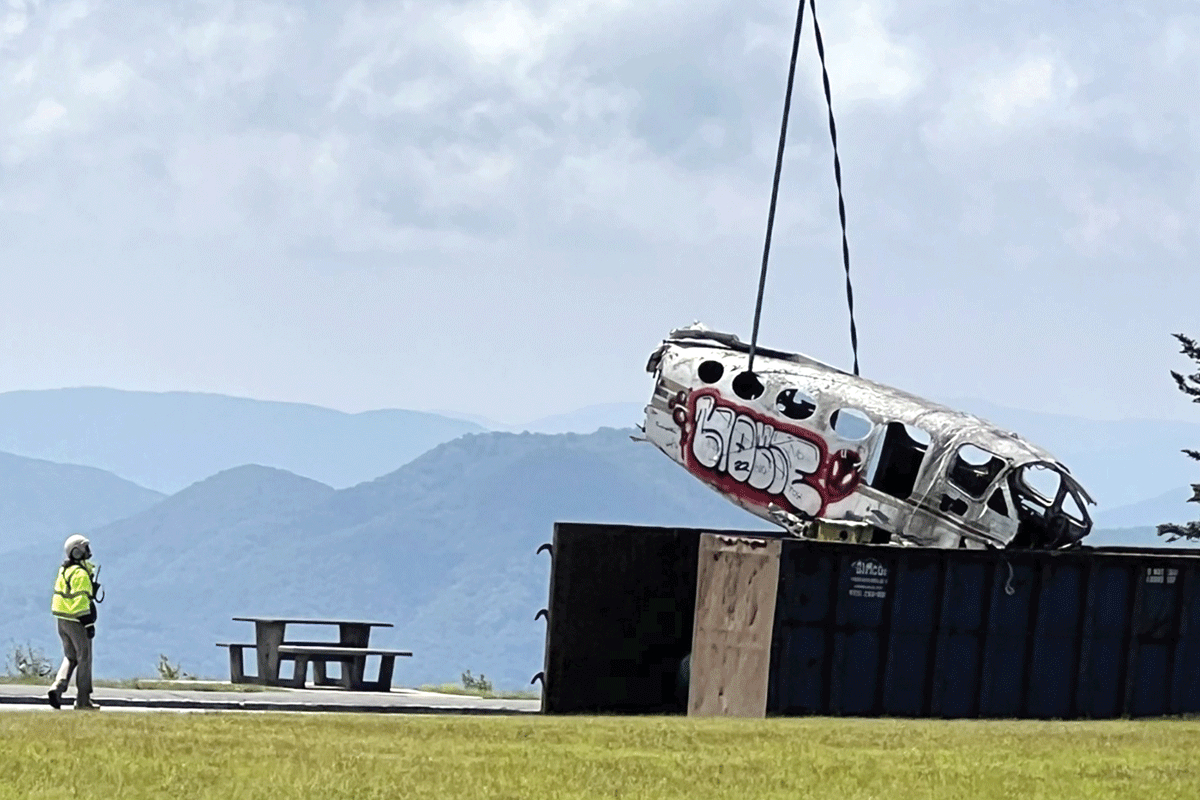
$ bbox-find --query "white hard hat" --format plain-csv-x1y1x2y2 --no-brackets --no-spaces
63,534,90,561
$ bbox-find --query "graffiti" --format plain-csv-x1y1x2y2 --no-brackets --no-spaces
672,389,862,517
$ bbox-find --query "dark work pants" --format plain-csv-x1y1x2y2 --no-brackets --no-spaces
52,618,92,706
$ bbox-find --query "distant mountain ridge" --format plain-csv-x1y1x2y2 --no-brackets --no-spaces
946,397,1200,512
1092,486,1197,530
0,425,1191,687
0,450,163,554
0,388,483,493
2,389,1197,687
0,428,771,686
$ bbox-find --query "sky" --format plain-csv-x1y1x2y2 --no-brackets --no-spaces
0,0,1197,425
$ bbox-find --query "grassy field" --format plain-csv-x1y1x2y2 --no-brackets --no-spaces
418,682,541,700
1,713,1199,800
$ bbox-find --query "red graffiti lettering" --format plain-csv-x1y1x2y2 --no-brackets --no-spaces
681,389,862,517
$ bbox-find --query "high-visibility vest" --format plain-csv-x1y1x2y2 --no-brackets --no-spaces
51,562,95,621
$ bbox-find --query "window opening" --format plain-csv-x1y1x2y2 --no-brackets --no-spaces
1017,464,1062,505
697,360,724,384
830,407,873,441
1007,467,1091,549
987,486,1010,517
948,444,1005,499
1061,490,1088,524
939,494,968,516
732,371,764,400
775,388,817,420
868,422,931,501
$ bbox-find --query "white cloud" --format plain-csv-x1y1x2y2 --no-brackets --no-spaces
921,48,1081,154
0,0,1197,422
453,0,550,66
2,4,27,40
979,54,1077,126
820,0,927,106
78,60,133,99
20,97,66,134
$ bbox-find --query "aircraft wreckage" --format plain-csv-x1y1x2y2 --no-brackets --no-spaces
643,324,1095,550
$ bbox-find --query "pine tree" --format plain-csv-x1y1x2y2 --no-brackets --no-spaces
1158,333,1200,542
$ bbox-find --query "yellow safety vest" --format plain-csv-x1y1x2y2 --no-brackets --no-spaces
51,562,95,621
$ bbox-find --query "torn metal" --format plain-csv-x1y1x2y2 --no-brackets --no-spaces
643,324,1094,549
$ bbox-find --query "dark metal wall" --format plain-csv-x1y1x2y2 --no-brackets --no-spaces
540,522,700,714
540,523,1200,718
769,541,1200,718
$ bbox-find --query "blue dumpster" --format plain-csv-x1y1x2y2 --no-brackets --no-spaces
540,523,1200,718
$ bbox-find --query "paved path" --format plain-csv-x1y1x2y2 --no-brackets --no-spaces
0,683,540,715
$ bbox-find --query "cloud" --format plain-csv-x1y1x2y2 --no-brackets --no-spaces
20,96,66,134
0,0,1197,422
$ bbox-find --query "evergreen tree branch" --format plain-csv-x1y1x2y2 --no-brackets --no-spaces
1159,521,1200,542
1171,371,1200,400
1174,332,1200,361
1159,333,1200,542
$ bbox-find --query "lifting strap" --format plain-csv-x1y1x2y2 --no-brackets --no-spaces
747,0,860,378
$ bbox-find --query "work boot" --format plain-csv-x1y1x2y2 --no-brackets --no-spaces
74,699,101,711
47,689,61,710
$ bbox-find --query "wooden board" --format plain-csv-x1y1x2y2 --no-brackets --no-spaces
687,534,782,718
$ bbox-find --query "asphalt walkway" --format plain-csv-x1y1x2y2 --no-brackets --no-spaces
0,683,540,714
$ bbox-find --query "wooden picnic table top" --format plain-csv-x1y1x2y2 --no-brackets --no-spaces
232,617,393,627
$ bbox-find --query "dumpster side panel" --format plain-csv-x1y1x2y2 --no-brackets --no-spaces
541,522,701,714
541,523,1200,718
768,546,837,714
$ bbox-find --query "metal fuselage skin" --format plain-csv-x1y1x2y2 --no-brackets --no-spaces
643,326,1093,549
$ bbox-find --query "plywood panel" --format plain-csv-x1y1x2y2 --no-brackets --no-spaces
688,534,782,718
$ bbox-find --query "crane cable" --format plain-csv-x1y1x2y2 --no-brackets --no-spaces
746,0,860,378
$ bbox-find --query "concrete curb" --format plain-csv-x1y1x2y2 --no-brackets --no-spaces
0,688,540,715
0,695,537,714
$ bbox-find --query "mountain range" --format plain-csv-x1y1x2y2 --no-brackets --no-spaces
0,388,1196,687
0,428,769,686
0,388,483,493
0,451,163,555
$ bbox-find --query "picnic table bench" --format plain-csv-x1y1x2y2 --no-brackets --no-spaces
217,617,410,692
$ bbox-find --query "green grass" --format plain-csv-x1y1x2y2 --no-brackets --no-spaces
1,713,1199,799
418,682,541,700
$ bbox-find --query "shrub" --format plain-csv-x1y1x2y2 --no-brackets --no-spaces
5,641,54,679
461,670,493,693
156,654,192,680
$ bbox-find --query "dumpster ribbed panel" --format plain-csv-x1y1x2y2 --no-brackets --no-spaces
541,524,1200,718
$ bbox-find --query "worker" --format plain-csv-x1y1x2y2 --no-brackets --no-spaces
48,534,100,711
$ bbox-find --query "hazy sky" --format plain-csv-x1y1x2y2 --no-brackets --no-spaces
1,0,1197,424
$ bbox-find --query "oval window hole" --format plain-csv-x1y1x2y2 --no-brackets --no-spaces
731,371,764,401
830,408,873,441
776,389,817,420
697,360,724,384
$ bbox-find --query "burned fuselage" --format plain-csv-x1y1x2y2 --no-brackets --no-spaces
643,325,1094,549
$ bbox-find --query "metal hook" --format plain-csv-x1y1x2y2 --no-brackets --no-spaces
537,543,553,557
534,608,548,622
530,671,544,686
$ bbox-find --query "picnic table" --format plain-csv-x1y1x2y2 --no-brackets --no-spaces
217,617,411,692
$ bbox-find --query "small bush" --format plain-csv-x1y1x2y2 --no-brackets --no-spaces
5,641,54,679
156,654,192,680
461,670,493,693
